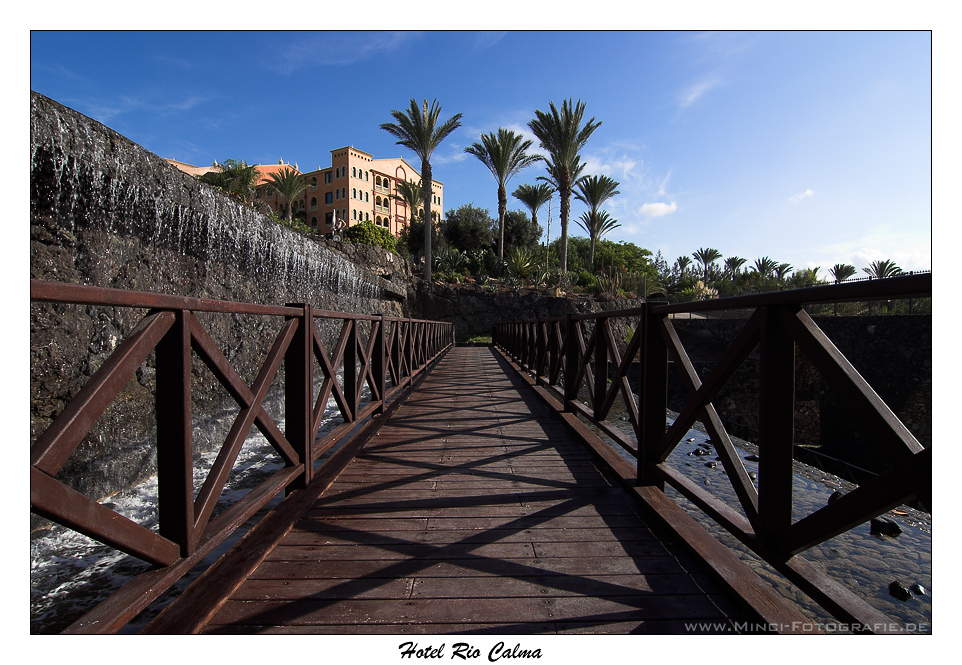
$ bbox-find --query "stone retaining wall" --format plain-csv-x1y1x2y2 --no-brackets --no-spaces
29,92,411,506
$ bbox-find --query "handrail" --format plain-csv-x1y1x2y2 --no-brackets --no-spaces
30,279,453,633
493,273,931,632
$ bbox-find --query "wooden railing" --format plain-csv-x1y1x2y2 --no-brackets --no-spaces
30,279,453,633
493,273,931,632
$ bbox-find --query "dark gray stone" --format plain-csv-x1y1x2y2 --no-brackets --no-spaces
888,581,911,602
871,516,903,537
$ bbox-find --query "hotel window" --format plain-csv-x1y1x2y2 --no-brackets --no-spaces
310,197,318,211
365,212,370,221
365,192,369,203
310,176,317,191
325,192,332,204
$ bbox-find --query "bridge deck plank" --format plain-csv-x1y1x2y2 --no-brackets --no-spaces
202,347,748,634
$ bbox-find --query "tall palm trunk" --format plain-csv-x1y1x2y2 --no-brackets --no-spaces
589,227,597,272
497,184,507,259
422,161,433,282
558,175,571,273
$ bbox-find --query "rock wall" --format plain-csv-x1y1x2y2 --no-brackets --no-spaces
411,281,643,341
29,92,411,506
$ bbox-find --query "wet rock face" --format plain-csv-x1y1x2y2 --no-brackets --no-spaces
29,91,409,506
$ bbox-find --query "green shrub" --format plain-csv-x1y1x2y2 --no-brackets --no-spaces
343,220,398,253
577,270,598,289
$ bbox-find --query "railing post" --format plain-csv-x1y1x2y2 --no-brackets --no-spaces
594,317,609,421
535,319,546,383
374,314,386,415
520,322,529,369
344,318,358,421
564,314,579,412
637,303,667,488
285,303,313,489
406,318,413,378
155,309,195,556
758,305,795,548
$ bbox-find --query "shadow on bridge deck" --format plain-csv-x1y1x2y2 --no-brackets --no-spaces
161,347,792,634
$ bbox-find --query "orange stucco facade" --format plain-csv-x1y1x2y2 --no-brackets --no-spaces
257,147,442,237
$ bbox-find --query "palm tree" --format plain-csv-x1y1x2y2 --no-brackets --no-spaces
266,167,308,221
753,256,777,279
775,262,793,281
576,210,621,271
574,175,621,272
528,98,602,273
675,256,692,276
830,263,857,283
692,247,723,283
209,159,260,204
512,182,554,240
863,259,903,279
381,99,463,281
724,256,747,278
465,128,539,259
392,179,424,227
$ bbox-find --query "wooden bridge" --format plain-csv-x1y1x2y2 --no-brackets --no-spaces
29,275,931,635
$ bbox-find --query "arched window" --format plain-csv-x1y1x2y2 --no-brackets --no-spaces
365,212,370,221
310,176,317,191
352,188,356,199
310,196,318,211
311,216,318,227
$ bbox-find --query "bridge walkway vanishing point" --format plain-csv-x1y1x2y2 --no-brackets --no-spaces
156,346,795,634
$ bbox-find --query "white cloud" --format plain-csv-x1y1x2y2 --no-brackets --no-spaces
273,32,422,74
679,78,723,109
639,201,678,218
789,188,815,204
473,32,507,50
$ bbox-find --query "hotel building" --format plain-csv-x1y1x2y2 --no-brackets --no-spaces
169,146,442,238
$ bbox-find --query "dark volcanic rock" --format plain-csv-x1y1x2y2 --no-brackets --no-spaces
29,91,409,510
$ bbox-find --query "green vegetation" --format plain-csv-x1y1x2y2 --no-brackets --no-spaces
342,220,398,253
392,180,424,222
205,159,259,204
574,175,621,271
266,167,308,221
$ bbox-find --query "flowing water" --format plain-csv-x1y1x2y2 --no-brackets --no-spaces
598,401,932,633
30,388,363,635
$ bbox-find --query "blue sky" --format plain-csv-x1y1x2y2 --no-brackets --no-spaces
29,28,933,276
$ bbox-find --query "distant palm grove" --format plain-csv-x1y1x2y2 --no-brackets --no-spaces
204,97,922,307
